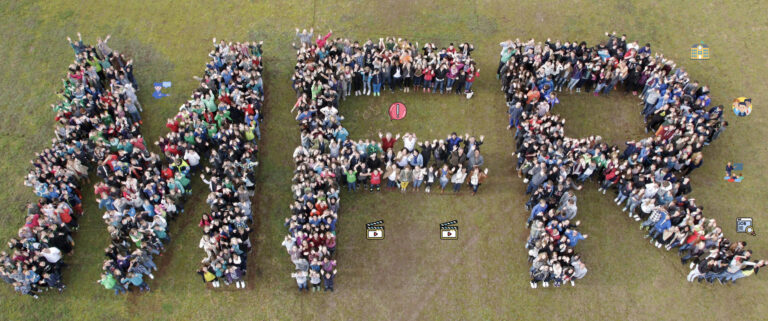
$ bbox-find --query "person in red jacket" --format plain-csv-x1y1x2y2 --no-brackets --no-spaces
465,67,479,93
316,29,332,48
378,132,400,152
423,66,435,93
598,165,620,194
370,169,382,192
166,118,179,132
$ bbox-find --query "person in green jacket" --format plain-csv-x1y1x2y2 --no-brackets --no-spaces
366,140,383,156
98,272,126,295
214,109,231,127
497,40,516,78
344,167,357,192
202,94,217,113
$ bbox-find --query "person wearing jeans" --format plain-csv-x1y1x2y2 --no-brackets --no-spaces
371,70,382,96
362,68,372,95
614,182,633,205
567,64,583,92
438,165,451,193
434,64,447,94
381,62,391,91
344,168,357,192
526,165,548,194
465,68,479,93
423,66,434,93
622,190,642,218
469,168,488,195
640,207,662,230
446,64,458,90
451,167,467,193
292,270,308,292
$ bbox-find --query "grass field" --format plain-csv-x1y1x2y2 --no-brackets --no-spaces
1,0,768,320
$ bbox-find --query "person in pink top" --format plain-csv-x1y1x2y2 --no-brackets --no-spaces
316,29,332,48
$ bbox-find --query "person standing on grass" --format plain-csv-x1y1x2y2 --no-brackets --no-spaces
99,272,126,295
423,65,434,93
371,68,382,96
384,164,399,191
438,164,451,193
310,270,322,292
121,272,149,292
528,199,548,226
403,133,418,153
293,28,314,48
497,40,515,77
468,167,489,196
292,270,308,292
67,32,85,56
398,165,412,192
370,168,382,192
379,132,399,152
526,163,548,194
424,166,436,193
467,149,484,169
451,166,467,193
434,63,448,94
412,166,425,192
530,265,550,289
343,166,357,192
465,67,479,93
125,98,141,124
570,255,587,286
323,269,337,292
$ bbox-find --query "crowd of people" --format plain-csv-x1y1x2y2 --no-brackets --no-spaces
190,39,264,290
284,32,479,291
292,31,479,98
502,33,761,287
0,35,265,298
0,34,156,298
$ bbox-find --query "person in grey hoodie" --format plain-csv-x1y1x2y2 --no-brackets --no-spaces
642,88,660,116
561,199,578,220
526,163,548,194
293,28,313,48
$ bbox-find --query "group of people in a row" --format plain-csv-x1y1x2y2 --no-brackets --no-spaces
284,33,480,291
293,30,480,99
503,34,760,287
292,129,491,195
175,38,264,290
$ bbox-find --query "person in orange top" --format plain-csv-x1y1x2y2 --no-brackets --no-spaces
526,86,541,105
399,51,412,65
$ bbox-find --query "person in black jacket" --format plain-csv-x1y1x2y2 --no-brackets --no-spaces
434,63,448,94
419,141,434,166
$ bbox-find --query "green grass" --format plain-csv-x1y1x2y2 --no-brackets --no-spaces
1,0,768,320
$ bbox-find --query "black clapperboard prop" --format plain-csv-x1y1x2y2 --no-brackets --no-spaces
440,220,458,240
366,220,384,240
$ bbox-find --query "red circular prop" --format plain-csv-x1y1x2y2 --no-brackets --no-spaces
388,102,407,120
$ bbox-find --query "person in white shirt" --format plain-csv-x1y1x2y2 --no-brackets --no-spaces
402,133,417,152
412,166,425,191
643,182,659,199
320,105,338,118
184,149,200,170
451,166,467,193
41,247,62,264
